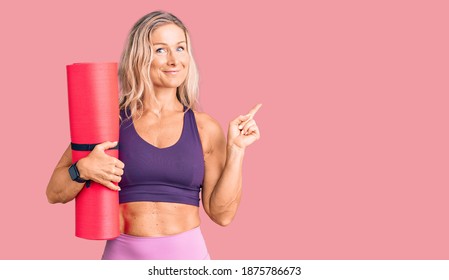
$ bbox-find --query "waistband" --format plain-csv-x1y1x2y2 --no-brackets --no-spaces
102,226,210,260
118,226,202,240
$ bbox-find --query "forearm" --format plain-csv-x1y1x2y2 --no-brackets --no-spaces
209,145,245,225
46,165,84,204
46,141,122,204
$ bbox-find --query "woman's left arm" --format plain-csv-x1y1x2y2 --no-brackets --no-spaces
201,104,262,226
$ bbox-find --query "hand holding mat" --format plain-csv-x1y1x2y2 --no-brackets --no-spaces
66,62,120,240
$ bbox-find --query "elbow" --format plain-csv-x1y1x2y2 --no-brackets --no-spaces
46,188,65,204
46,180,59,204
46,191,58,204
207,202,238,227
211,213,235,227
47,195,69,204
216,218,232,227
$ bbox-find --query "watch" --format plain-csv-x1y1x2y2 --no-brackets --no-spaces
68,162,87,183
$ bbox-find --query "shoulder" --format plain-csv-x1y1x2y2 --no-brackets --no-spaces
192,110,225,153
192,110,222,133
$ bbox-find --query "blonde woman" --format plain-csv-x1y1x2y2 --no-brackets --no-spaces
46,10,261,260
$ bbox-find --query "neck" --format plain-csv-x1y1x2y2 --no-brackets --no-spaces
143,87,182,116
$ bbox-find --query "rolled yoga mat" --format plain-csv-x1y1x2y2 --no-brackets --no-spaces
67,62,120,240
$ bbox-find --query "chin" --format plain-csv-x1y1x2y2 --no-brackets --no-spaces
165,82,183,89
164,79,185,88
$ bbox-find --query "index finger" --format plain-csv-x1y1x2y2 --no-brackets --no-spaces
247,103,262,118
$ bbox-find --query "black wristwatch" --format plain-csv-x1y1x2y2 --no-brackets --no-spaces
68,161,87,183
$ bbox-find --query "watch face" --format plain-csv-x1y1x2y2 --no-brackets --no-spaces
69,164,79,181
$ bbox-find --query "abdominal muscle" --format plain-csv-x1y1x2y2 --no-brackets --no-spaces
119,201,201,237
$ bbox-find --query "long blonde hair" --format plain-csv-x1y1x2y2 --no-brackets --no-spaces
119,11,199,119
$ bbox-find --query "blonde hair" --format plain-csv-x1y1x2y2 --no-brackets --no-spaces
119,11,199,119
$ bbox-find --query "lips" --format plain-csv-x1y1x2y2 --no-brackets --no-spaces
163,69,180,75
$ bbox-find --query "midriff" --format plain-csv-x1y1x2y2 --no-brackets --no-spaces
119,201,201,237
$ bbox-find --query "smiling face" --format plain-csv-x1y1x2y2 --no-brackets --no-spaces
149,23,190,91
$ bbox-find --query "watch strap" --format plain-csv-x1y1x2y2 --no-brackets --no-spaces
69,162,87,183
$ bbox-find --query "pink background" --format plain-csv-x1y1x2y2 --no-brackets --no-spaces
1,0,448,259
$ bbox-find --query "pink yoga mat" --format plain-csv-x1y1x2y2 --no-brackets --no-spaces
66,62,120,240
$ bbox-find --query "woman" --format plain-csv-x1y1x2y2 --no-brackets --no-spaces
46,11,261,260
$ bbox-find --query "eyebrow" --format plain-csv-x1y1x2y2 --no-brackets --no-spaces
152,41,186,46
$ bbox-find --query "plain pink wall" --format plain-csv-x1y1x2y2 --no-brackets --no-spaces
1,0,448,259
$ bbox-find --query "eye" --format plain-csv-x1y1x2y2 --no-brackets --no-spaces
155,48,167,54
176,46,185,52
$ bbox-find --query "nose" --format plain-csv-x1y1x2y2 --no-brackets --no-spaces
167,50,179,66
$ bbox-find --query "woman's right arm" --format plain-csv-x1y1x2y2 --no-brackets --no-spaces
46,141,124,204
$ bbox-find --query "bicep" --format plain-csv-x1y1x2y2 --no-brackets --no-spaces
201,122,227,214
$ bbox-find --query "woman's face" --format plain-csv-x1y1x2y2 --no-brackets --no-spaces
149,23,190,91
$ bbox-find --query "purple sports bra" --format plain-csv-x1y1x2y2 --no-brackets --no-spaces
118,108,205,206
